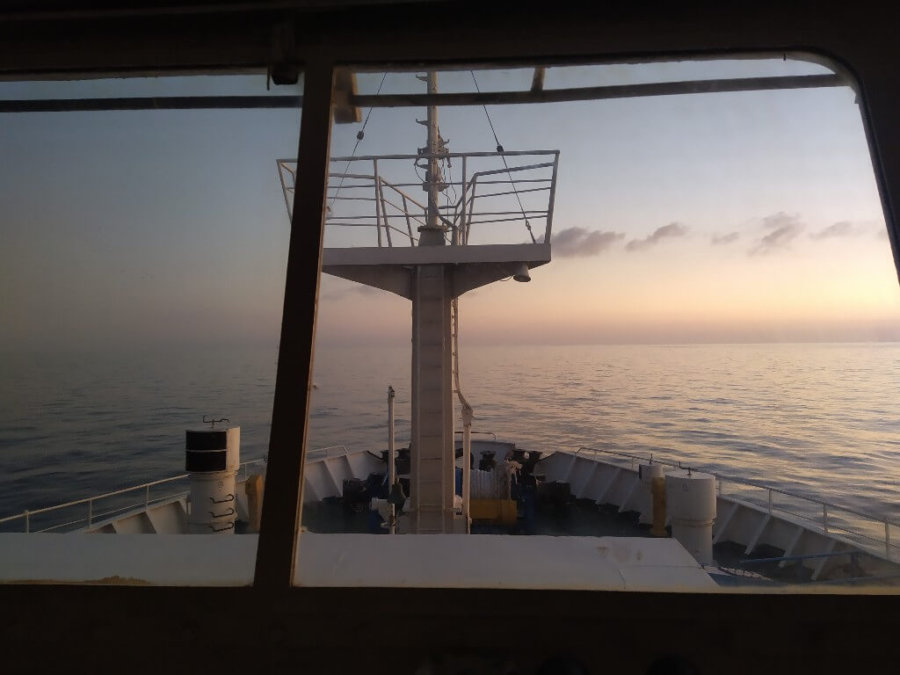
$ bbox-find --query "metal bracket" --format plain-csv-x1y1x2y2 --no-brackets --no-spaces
269,19,299,86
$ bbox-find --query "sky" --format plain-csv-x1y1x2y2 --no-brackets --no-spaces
1,56,898,351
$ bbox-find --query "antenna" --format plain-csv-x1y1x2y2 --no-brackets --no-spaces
418,70,447,245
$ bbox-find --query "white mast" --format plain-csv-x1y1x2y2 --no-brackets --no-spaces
310,69,558,534
408,70,460,533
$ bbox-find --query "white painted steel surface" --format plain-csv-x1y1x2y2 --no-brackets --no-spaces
294,533,717,590
302,448,385,503
409,263,458,533
0,532,713,590
187,427,239,534
666,470,716,565
666,471,716,522
0,533,257,585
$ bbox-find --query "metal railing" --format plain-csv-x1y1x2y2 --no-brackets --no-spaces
305,445,352,460
453,430,497,441
0,458,267,534
569,445,900,562
277,150,560,248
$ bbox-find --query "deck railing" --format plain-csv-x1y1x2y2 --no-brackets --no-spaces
0,458,267,534
305,445,353,460
572,446,900,562
278,150,560,248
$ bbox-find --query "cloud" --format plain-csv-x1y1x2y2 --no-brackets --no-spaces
810,221,856,240
551,227,625,257
712,232,740,245
625,222,688,252
749,212,804,255
761,212,799,231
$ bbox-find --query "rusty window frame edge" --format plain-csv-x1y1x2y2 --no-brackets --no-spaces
253,57,334,591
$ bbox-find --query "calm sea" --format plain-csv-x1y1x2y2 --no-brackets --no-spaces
3,342,900,525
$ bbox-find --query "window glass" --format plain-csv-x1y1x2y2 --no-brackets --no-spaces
0,74,302,585
295,58,900,592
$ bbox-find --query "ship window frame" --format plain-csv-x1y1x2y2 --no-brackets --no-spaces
265,53,900,591
3,4,900,670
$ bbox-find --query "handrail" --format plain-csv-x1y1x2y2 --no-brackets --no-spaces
453,430,498,441
325,177,553,191
457,159,556,244
328,149,559,162
36,494,185,533
0,458,267,531
278,150,559,248
463,160,556,179
573,445,900,525
741,550,861,565
306,445,352,459
567,445,900,560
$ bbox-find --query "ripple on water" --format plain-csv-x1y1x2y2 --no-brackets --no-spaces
4,343,900,521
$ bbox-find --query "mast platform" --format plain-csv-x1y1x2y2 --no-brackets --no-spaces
323,242,551,299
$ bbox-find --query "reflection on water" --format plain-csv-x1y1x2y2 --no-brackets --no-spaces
2,343,900,525
0,346,278,516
